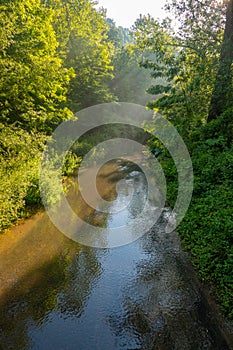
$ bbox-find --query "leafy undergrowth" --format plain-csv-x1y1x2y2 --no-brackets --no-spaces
163,117,233,320
0,124,80,232
0,124,45,231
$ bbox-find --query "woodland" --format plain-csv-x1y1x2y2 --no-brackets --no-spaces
0,0,232,320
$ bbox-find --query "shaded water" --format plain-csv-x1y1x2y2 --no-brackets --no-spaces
0,160,232,349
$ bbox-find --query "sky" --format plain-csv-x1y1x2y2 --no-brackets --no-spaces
96,0,167,28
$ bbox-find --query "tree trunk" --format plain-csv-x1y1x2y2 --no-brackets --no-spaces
208,0,233,122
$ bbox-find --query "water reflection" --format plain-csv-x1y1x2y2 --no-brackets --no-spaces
0,213,101,349
66,159,153,247
0,160,232,349
107,217,231,349
68,160,148,229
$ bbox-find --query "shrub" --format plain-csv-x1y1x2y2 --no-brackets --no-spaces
0,124,45,230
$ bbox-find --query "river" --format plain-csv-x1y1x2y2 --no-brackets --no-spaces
0,160,232,349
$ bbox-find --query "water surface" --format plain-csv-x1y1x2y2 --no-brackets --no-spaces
0,160,231,349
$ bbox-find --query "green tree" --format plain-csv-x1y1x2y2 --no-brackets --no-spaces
108,45,154,105
132,1,233,321
44,0,115,111
132,1,226,129
106,19,154,105
0,0,73,132
106,18,130,48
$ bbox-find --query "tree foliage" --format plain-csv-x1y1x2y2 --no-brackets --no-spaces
132,1,228,129
0,0,232,323
43,0,115,111
106,19,154,105
0,0,73,132
64,1,115,110
132,0,233,320
0,0,116,229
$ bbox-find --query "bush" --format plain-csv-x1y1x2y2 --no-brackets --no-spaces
0,123,84,230
154,117,233,320
0,124,45,230
178,125,233,319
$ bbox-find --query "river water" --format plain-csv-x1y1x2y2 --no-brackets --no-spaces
0,160,232,349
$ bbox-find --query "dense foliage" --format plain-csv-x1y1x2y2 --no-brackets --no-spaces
0,0,73,132
133,0,233,320
0,0,232,322
0,124,45,229
0,0,111,230
180,140,233,319
0,0,152,231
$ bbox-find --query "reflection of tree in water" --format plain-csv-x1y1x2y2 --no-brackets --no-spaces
100,160,148,219
2,160,230,350
0,244,101,350
107,217,230,350
57,248,102,317
126,172,148,220
84,160,148,228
